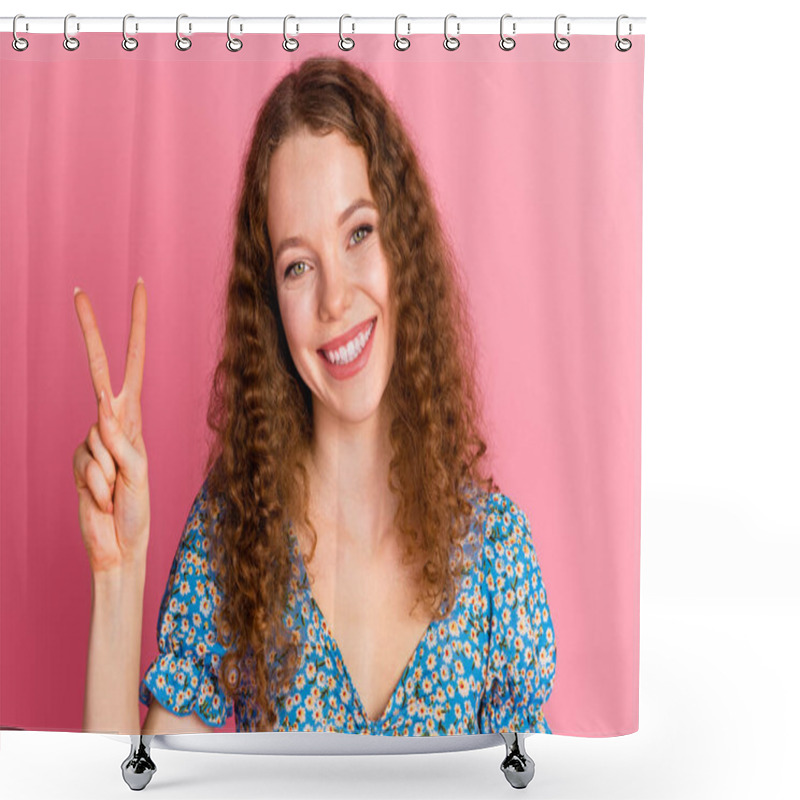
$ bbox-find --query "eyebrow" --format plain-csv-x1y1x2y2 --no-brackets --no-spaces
273,198,377,264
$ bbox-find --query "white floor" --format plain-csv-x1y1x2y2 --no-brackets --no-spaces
2,596,797,799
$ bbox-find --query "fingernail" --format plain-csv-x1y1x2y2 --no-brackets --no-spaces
100,389,112,418
74,286,81,297
136,276,144,285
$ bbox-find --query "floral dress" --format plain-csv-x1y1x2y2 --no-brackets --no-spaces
139,478,557,735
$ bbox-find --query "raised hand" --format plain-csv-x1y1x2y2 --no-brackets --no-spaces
72,279,150,573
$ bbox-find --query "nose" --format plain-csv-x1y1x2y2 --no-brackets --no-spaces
317,253,352,322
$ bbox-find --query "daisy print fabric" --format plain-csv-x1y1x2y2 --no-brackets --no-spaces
139,479,557,735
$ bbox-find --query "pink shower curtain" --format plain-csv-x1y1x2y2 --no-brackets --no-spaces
1,32,644,735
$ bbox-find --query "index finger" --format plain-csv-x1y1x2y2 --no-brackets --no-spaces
73,288,113,401
122,278,147,401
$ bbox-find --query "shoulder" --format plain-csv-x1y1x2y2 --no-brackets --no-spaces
486,491,532,542
466,487,537,575
180,480,214,550
169,477,225,581
464,483,533,545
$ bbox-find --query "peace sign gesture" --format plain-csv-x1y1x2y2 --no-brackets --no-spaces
72,279,151,574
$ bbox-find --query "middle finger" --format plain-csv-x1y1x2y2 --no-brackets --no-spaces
122,280,147,403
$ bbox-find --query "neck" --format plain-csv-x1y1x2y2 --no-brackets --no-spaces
303,400,399,556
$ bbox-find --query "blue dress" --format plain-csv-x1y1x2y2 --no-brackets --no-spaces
139,478,557,735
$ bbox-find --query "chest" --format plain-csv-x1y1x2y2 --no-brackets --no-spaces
294,525,438,722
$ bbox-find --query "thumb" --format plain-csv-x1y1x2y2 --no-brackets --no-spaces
98,389,140,479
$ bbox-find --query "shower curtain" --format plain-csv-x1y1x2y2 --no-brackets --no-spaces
0,28,644,737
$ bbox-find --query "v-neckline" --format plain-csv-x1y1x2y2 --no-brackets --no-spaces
287,521,445,728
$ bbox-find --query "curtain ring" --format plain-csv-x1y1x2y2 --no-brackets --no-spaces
12,14,29,52
64,13,80,51
499,14,516,51
283,15,299,51
227,15,243,52
443,14,460,51
615,15,632,52
176,14,192,51
394,14,410,51
553,14,570,51
122,14,138,51
339,14,355,51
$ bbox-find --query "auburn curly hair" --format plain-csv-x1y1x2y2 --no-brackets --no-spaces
201,56,498,731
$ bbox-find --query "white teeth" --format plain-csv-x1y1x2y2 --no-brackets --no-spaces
323,320,374,365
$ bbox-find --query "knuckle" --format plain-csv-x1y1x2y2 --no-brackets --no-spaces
85,460,100,495
73,447,87,486
89,460,110,499
74,442,89,469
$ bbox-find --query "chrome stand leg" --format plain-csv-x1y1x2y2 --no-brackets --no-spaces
121,734,157,790
499,732,535,789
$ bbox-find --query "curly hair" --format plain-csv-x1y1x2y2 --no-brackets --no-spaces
201,56,499,731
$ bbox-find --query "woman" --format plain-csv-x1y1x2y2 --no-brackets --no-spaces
74,57,556,736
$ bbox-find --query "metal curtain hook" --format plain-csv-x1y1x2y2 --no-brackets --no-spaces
12,14,29,51
64,13,80,51
394,14,410,51
615,14,632,51
122,14,139,51
283,15,299,51
339,14,355,50
227,15,243,51
553,14,570,51
444,14,460,51
499,14,516,51
176,13,192,51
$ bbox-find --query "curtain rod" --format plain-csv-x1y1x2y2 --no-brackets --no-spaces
1,16,646,36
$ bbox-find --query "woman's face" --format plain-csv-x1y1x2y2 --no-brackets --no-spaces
267,127,396,425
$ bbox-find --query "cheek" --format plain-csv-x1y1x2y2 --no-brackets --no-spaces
380,269,396,329
369,257,393,311
277,297,300,350
278,295,316,360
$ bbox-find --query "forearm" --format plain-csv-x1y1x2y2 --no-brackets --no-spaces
83,556,147,734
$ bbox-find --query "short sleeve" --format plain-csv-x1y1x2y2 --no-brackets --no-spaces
478,493,556,734
139,478,234,728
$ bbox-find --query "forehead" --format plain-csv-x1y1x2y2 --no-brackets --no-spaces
267,128,373,234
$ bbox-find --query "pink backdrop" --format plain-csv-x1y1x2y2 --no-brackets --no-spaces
0,33,644,735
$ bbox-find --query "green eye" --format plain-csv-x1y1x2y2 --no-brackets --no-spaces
283,225,373,280
352,224,373,244
285,261,308,279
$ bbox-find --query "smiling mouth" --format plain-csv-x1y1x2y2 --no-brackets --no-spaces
319,318,376,365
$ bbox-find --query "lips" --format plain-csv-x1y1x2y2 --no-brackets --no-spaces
318,317,377,353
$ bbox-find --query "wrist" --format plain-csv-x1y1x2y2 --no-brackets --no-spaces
92,551,147,588
121,537,150,569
